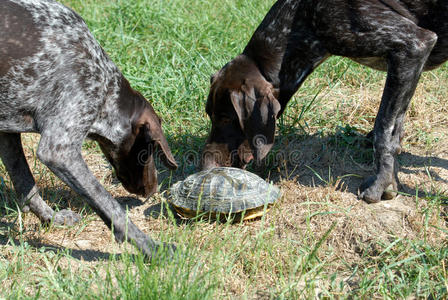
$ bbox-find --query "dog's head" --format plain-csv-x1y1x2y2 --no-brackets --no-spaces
99,79,177,197
202,55,280,169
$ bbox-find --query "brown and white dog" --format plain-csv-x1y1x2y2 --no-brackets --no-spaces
0,0,177,257
202,0,448,203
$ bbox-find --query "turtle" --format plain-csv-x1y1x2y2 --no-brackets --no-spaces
168,167,281,221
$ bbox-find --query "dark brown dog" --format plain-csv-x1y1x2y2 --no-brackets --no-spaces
202,0,448,203
1,0,177,258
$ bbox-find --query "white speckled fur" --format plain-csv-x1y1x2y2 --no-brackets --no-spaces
0,0,125,144
0,0,175,258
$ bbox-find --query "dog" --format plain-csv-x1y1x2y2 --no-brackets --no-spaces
201,0,448,203
0,0,178,257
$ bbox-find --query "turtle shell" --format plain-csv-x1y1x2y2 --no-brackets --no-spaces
168,167,280,220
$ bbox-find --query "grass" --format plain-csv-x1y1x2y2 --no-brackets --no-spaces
1,0,448,298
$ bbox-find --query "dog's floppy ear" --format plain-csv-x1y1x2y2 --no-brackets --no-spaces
230,88,255,130
230,79,281,161
148,123,177,170
230,80,280,130
144,120,178,170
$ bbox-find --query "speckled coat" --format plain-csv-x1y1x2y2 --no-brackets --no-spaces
0,0,177,258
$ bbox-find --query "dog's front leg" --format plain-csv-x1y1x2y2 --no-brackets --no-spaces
359,32,437,203
0,132,80,225
36,133,170,258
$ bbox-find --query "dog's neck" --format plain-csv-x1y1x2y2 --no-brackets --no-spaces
89,74,137,147
242,0,329,113
243,0,301,87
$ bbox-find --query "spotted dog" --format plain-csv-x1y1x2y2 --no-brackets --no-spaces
202,0,448,203
0,0,178,257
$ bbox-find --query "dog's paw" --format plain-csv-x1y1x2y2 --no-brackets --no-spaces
52,209,81,226
381,185,397,200
358,176,382,203
358,176,398,203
